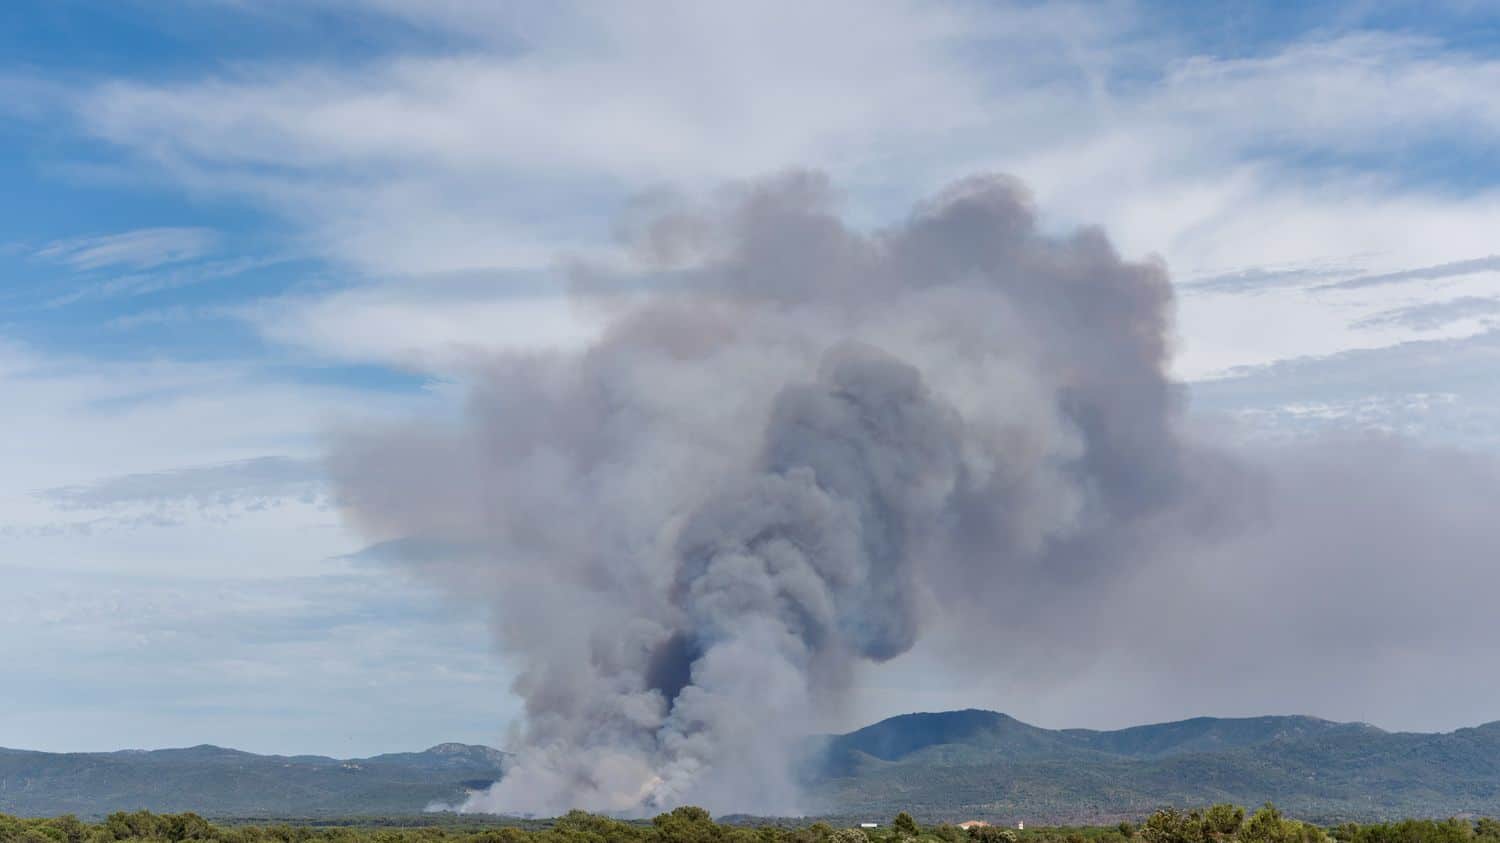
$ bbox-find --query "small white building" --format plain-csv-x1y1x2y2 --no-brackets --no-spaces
860,823,880,829
1018,822,1026,831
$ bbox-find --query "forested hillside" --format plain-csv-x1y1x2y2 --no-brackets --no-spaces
0,744,505,818
6,712,1500,822
811,711,1500,822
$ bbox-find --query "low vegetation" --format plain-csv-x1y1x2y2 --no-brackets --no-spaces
3,805,1499,843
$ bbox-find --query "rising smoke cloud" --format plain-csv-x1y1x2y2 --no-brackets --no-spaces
326,172,1500,817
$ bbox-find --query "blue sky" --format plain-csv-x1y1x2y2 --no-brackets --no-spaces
5,0,1500,757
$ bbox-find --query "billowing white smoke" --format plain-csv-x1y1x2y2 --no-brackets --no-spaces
328,172,1500,817
328,172,1212,815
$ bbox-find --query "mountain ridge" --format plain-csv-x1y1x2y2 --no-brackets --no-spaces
0,743,508,819
5,713,1500,822
812,710,1500,823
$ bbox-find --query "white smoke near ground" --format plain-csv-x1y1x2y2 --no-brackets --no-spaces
325,171,1500,817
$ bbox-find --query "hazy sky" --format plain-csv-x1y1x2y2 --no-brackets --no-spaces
4,0,1500,757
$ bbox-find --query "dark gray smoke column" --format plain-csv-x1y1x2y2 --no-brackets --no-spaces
327,172,1204,815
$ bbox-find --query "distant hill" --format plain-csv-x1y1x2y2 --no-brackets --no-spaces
818,710,1373,771
811,711,1500,823
5,713,1500,823
0,743,506,818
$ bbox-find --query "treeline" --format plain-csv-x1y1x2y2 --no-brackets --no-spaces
2,806,1498,843
1133,805,1500,843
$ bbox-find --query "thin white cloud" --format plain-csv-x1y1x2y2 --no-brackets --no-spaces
1352,295,1500,331
107,303,236,330
0,341,446,569
64,1,1093,276
0,564,514,755
35,227,220,271
241,279,603,371
1322,254,1500,291
46,10,1500,382
39,455,323,512
43,255,281,308
1191,328,1500,449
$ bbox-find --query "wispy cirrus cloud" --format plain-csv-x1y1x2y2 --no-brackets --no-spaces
41,10,1500,382
0,340,439,554
39,455,324,513
0,564,513,755
43,255,280,308
1178,262,1358,296
240,273,603,370
35,227,220,271
1320,254,1500,291
1353,295,1500,331
1192,327,1500,448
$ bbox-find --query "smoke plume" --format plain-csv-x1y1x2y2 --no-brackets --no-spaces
326,171,1500,816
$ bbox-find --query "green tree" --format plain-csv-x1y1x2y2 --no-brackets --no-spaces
1331,824,1360,843
1240,804,1323,843
790,823,834,843
1140,810,1204,843
1203,806,1245,840
968,828,1017,843
653,806,719,843
893,815,919,840
932,825,965,843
